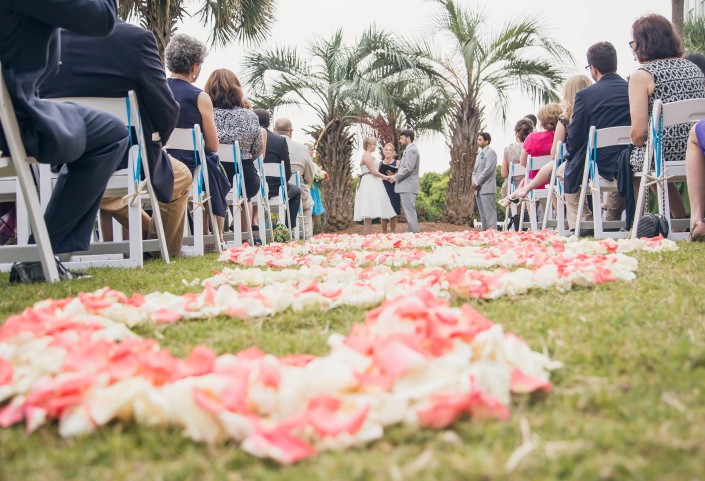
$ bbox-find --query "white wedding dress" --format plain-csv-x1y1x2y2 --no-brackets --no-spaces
354,158,397,221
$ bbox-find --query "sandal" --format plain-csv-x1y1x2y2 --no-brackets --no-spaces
689,220,705,242
499,193,526,208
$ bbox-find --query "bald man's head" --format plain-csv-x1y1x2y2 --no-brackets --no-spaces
274,118,293,137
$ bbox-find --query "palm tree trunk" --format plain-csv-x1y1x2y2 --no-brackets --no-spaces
443,98,481,225
673,0,685,39
312,120,355,231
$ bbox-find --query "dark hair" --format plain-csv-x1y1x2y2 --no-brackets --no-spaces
685,51,705,76
587,42,618,74
632,15,683,62
478,132,491,144
254,108,270,128
204,69,250,109
514,119,534,142
164,34,207,75
400,129,415,142
524,114,537,128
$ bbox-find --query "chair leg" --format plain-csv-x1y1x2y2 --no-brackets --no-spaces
147,183,170,263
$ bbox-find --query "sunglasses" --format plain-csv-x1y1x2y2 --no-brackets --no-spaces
629,40,636,50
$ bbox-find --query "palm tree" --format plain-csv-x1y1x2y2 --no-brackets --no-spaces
119,0,277,59
411,0,572,224
245,28,417,231
685,15,705,54
673,0,686,38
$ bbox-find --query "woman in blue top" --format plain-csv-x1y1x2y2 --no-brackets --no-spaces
164,34,231,247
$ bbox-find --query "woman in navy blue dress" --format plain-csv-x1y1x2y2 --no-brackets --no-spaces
379,143,401,233
164,34,231,247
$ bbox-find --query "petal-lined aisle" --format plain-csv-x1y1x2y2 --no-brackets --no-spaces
0,231,677,463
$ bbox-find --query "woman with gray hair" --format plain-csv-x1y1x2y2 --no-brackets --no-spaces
165,33,231,248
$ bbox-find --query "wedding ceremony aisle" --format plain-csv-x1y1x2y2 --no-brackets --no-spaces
0,231,703,481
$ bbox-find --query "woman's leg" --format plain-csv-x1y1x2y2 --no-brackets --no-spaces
363,218,372,235
390,216,397,233
381,218,388,233
686,126,705,231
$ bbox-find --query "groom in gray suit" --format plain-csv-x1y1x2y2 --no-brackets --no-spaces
472,132,498,230
391,129,420,233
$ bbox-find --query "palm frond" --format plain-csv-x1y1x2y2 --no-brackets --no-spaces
685,15,705,54
196,0,276,47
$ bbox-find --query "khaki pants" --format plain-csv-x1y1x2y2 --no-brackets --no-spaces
100,155,192,257
556,163,624,230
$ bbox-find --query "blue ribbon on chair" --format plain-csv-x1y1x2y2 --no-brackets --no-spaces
654,114,663,179
590,130,597,182
232,145,243,198
123,96,146,205
189,129,210,213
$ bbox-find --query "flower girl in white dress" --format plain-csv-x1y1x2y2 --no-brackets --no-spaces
354,138,397,235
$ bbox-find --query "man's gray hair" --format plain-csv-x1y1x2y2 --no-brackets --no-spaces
165,34,207,75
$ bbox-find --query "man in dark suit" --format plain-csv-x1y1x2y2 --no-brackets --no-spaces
0,0,128,280
254,109,301,228
559,42,630,230
41,19,192,258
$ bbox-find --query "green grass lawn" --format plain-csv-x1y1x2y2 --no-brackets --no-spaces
1,245,704,481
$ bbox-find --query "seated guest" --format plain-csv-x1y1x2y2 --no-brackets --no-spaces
501,118,534,197
164,34,231,248
501,75,592,207
1,0,128,281
558,42,630,231
253,109,301,229
685,121,705,241
274,117,315,237
204,69,263,242
521,103,562,186
629,15,705,222
41,17,192,258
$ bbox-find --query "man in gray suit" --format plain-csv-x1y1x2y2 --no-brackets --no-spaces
472,132,498,230
390,129,420,233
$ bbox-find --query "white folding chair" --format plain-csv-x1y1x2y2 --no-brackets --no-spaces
632,98,705,239
253,156,273,245
521,154,553,231
262,160,292,241
290,172,306,240
218,142,254,247
167,125,223,256
503,162,526,232
575,126,631,239
0,63,59,282
40,91,170,267
541,142,570,235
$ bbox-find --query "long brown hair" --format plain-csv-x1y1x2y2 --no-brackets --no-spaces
204,69,252,109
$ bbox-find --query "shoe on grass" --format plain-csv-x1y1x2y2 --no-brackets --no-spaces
9,258,92,284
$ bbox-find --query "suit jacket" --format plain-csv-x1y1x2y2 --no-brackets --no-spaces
394,143,420,194
472,146,497,195
40,21,178,203
263,129,291,196
564,73,631,194
0,0,117,164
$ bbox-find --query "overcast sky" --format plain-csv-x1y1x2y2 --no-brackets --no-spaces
175,0,672,174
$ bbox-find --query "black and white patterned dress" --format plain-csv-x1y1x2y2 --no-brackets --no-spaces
630,58,705,171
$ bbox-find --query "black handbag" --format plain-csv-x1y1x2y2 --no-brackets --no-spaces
636,212,669,238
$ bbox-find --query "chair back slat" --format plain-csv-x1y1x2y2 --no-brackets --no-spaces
527,155,552,171
660,98,705,127
592,126,631,149
508,162,526,178
46,96,130,124
166,127,200,151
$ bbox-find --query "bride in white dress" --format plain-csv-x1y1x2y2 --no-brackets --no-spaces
354,137,397,235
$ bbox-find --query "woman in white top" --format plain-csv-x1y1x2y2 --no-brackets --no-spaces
353,137,397,235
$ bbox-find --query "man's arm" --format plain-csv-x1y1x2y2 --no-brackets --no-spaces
303,158,315,184
394,146,418,182
137,30,179,144
282,139,292,182
565,91,588,162
475,149,497,186
12,0,117,37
